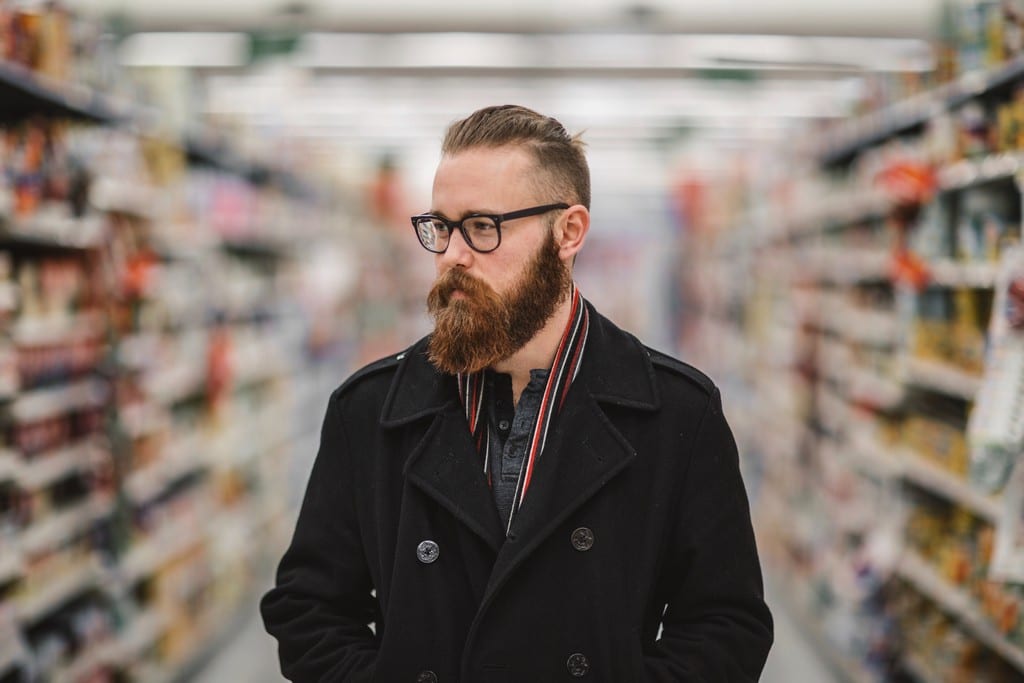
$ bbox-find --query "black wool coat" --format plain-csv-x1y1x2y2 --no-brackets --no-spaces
261,304,773,682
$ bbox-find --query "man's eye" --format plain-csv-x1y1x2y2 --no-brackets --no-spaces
465,218,496,231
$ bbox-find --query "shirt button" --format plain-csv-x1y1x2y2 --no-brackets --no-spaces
498,419,510,431
566,653,590,677
571,527,594,552
417,540,440,564
416,671,438,683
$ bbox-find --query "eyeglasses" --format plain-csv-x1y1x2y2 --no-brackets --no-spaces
411,203,570,254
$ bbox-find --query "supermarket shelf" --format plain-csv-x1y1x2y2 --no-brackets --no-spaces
0,59,126,123
820,56,1024,168
19,494,115,555
143,363,207,406
15,560,99,624
900,651,939,683
184,133,318,199
845,436,902,481
90,177,162,221
897,550,1024,675
846,364,905,411
847,433,1000,521
834,306,903,348
49,608,169,682
0,217,105,253
0,549,23,586
124,447,206,504
820,95,935,168
938,152,1024,192
903,357,983,401
816,248,890,285
899,448,1002,523
119,517,207,584
219,235,291,260
11,310,107,346
10,377,110,423
0,448,19,482
947,54,1024,108
16,438,107,491
0,625,27,678
928,259,1000,289
184,133,259,179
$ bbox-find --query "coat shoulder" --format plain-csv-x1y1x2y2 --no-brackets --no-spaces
333,346,410,401
644,345,715,397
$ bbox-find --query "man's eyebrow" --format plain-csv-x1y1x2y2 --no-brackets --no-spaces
428,208,499,219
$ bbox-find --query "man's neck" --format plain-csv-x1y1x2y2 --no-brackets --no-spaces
492,295,573,405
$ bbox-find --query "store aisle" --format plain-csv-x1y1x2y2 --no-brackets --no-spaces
760,583,839,683
191,592,282,683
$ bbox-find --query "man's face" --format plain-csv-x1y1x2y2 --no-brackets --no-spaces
425,145,571,374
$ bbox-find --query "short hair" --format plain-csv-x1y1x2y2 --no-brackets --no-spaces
441,105,591,209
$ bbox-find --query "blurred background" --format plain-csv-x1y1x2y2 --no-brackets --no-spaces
3,0,1024,681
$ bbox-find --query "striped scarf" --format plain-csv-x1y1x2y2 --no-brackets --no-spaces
458,284,590,535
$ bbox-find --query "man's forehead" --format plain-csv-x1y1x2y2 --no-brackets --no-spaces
432,147,536,202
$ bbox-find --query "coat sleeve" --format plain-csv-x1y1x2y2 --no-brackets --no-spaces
644,386,774,682
260,390,379,682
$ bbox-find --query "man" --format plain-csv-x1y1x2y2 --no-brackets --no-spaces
261,105,773,682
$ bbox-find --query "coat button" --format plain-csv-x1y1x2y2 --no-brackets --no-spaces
571,527,594,551
417,540,440,564
566,653,590,677
416,671,438,683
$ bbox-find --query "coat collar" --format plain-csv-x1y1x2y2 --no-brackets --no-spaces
389,302,661,559
379,301,660,428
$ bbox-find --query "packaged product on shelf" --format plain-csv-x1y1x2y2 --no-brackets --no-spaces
958,101,996,159
969,245,1024,496
0,1,73,82
957,184,1017,263
894,585,1023,681
958,0,993,75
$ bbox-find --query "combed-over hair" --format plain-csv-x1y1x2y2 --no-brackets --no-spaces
441,105,590,209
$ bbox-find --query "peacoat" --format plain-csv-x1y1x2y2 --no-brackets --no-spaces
261,303,773,682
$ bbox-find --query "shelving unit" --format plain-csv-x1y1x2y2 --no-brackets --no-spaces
687,21,1024,682
0,7,333,681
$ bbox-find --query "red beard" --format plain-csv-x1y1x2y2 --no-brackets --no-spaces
427,231,571,375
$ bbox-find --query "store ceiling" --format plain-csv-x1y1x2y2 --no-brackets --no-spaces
70,0,940,38
64,0,945,197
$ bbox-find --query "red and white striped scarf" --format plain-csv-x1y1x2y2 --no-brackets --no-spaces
458,284,590,535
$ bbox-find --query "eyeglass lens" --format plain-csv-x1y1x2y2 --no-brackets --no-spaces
416,216,500,253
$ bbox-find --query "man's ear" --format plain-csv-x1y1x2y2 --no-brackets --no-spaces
557,205,589,261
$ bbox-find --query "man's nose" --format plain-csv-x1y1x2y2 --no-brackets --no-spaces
439,227,474,267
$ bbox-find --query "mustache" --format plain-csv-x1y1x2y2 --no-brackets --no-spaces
430,268,493,308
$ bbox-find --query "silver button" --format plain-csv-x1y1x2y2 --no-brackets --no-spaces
498,419,510,431
571,527,594,552
416,671,438,683
567,652,590,677
417,540,440,564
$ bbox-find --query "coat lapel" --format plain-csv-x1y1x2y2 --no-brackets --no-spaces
403,406,506,552
479,304,661,601
381,341,505,552
482,385,638,598
382,306,663,591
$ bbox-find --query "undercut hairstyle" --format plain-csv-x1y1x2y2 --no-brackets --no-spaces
442,105,591,209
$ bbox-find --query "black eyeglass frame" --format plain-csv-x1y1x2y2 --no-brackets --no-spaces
410,202,570,254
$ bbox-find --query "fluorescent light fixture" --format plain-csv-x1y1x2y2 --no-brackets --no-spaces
119,32,250,67
295,31,933,73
